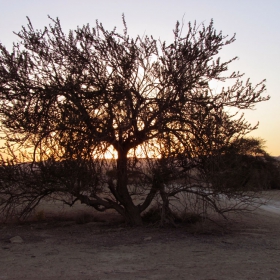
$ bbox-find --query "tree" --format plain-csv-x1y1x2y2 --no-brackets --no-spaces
0,16,269,225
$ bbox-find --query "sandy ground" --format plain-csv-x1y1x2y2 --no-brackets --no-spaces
1,191,280,280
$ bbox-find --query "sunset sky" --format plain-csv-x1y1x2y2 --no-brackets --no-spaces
0,0,279,155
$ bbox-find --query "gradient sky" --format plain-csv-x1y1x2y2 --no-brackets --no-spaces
0,0,279,155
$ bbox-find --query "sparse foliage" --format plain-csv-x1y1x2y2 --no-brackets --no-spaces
0,16,270,225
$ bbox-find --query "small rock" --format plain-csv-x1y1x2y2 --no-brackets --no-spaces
10,236,24,244
144,236,152,241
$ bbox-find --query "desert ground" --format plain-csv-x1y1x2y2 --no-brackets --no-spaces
1,191,280,280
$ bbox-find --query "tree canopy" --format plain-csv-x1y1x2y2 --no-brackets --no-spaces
0,16,270,225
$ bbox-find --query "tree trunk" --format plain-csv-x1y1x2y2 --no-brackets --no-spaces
116,149,143,226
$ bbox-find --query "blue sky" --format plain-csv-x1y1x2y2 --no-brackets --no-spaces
0,0,279,155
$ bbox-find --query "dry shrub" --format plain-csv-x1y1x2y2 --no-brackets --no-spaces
142,205,202,226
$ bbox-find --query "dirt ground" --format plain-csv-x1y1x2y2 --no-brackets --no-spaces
1,191,280,280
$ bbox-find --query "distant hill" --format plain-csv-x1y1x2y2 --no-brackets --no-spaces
274,156,280,161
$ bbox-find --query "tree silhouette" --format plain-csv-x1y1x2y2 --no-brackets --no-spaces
0,16,269,225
